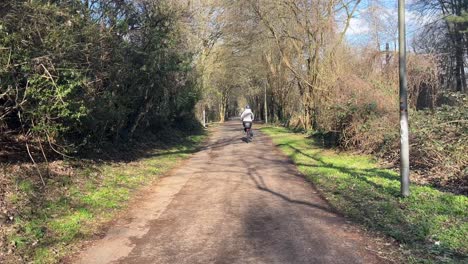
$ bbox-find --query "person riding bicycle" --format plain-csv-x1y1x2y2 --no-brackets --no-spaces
240,105,254,136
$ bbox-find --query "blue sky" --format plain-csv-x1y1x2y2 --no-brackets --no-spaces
345,0,436,50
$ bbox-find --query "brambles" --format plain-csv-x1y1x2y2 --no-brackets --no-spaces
0,0,199,151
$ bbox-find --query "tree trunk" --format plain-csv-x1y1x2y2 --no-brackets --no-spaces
454,29,466,92
219,103,225,122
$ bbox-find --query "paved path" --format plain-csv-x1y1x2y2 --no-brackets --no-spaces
75,121,388,264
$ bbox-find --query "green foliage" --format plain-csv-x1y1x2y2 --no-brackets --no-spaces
262,126,468,263
26,71,88,137
0,0,200,149
446,11,468,33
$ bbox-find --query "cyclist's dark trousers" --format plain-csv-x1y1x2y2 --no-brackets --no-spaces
243,121,252,132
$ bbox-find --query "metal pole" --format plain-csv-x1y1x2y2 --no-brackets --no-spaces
399,0,410,197
264,83,268,124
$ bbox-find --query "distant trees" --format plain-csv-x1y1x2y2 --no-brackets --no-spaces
196,0,465,127
196,0,361,129
1,0,200,151
412,0,467,93
253,0,362,130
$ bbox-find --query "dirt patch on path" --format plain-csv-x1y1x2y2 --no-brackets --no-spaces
74,121,396,264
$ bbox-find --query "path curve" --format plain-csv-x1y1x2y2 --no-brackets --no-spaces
75,121,389,264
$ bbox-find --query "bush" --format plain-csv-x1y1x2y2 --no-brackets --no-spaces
319,69,466,193
0,0,201,152
332,90,467,193
407,93,467,191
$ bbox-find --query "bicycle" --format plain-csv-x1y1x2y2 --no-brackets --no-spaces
243,122,253,143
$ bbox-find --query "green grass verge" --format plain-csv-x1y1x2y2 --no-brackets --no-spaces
261,126,467,264
6,133,206,264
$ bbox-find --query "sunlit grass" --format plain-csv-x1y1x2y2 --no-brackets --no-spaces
261,126,467,263
7,132,207,264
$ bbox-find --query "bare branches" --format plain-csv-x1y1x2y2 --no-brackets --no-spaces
25,141,46,187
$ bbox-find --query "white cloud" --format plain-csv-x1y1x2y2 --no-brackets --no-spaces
348,16,370,35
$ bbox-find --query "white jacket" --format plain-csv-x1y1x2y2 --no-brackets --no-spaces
240,109,254,122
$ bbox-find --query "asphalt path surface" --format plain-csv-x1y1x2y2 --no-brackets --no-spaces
75,121,389,264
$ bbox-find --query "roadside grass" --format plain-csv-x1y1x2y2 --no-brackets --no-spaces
3,133,206,264
261,126,467,264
